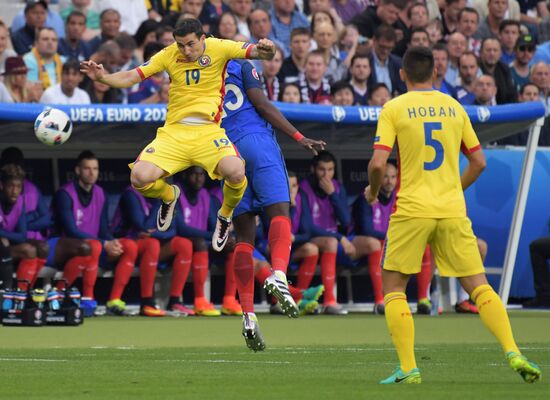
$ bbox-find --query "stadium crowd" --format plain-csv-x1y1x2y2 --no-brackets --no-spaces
0,0,549,316
0,0,548,144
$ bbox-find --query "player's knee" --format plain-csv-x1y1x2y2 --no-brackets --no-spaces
326,237,338,252
130,168,153,188
221,159,245,184
77,241,91,257
36,241,50,259
121,239,138,259
192,237,207,252
20,243,37,259
365,237,381,253
87,239,103,257
146,237,161,253
303,242,319,257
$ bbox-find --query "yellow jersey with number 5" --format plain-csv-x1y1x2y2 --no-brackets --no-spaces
136,37,253,126
373,90,481,218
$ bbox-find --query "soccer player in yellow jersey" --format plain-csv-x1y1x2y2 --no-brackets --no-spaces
80,18,276,251
365,46,541,384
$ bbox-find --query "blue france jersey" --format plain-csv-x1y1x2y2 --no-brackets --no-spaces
222,60,273,143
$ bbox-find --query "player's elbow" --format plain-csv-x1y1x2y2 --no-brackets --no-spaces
470,152,487,174
368,158,386,174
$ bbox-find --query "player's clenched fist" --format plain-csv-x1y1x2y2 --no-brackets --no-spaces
255,39,275,60
80,60,105,81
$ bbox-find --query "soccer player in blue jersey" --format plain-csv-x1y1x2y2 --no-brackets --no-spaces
221,58,325,351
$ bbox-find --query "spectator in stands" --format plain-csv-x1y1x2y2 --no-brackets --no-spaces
510,34,535,90
60,0,100,40
278,27,311,84
472,74,498,105
11,0,48,55
202,0,231,30
114,32,138,72
133,19,161,64
299,151,352,314
98,0,148,36
279,82,302,103
432,43,458,98
331,0,366,25
229,0,253,39
479,38,518,103
249,9,285,51
349,54,370,105
446,32,467,86
215,12,240,40
298,50,331,104
408,28,430,48
144,0,180,21
87,9,121,55
24,27,66,90
529,61,550,113
112,186,193,316
0,22,16,76
156,25,175,47
496,82,538,145
83,65,123,103
53,150,138,316
58,11,92,62
330,80,355,105
270,0,310,55
408,2,430,30
458,7,482,54
442,0,467,38
261,47,284,101
174,167,242,316
11,0,65,43
367,24,406,97
40,59,90,104
426,18,444,44
367,82,391,106
476,0,509,40
351,0,408,40
313,22,347,82
456,51,480,105
0,164,48,289
471,0,520,22
524,235,550,308
0,56,42,103
499,20,521,64
311,9,345,39
88,40,121,74
128,42,166,104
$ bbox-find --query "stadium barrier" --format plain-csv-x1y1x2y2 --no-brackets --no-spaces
0,101,546,305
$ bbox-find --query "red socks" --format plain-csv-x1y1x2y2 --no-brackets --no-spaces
82,239,101,298
109,238,138,301
255,265,272,285
192,251,209,298
234,242,255,313
368,248,384,304
170,237,192,297
417,247,432,300
224,252,237,298
137,238,160,298
268,216,292,274
320,252,337,305
296,254,318,289
16,258,37,289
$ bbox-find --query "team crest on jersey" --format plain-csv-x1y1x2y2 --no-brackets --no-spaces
198,55,211,67
252,68,259,80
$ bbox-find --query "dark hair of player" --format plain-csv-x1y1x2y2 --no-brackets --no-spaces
173,18,204,38
77,150,98,166
0,164,25,183
403,46,434,83
312,150,337,167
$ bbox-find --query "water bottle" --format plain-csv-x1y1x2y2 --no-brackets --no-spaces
31,289,46,310
69,288,81,307
47,288,60,311
14,289,27,311
2,289,14,311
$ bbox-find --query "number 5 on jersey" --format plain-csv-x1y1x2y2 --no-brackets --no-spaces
424,122,444,171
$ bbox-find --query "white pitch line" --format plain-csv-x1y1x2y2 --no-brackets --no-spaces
0,358,67,362
158,359,291,365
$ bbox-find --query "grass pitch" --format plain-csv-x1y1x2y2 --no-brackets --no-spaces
0,312,548,399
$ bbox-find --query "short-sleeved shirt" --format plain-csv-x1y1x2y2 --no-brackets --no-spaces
136,37,254,125
373,90,481,218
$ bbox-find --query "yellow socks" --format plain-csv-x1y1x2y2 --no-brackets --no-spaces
134,179,175,203
472,284,520,354
384,292,417,372
219,177,247,218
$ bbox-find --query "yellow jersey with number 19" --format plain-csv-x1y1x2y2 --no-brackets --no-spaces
373,90,481,218
136,37,253,126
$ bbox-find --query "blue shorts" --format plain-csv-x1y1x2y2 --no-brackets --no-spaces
336,235,361,268
253,248,267,262
233,133,290,217
46,237,60,267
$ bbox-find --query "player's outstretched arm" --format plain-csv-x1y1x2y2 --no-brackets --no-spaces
80,60,141,89
365,149,390,204
246,87,326,154
461,148,486,190
248,39,276,60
